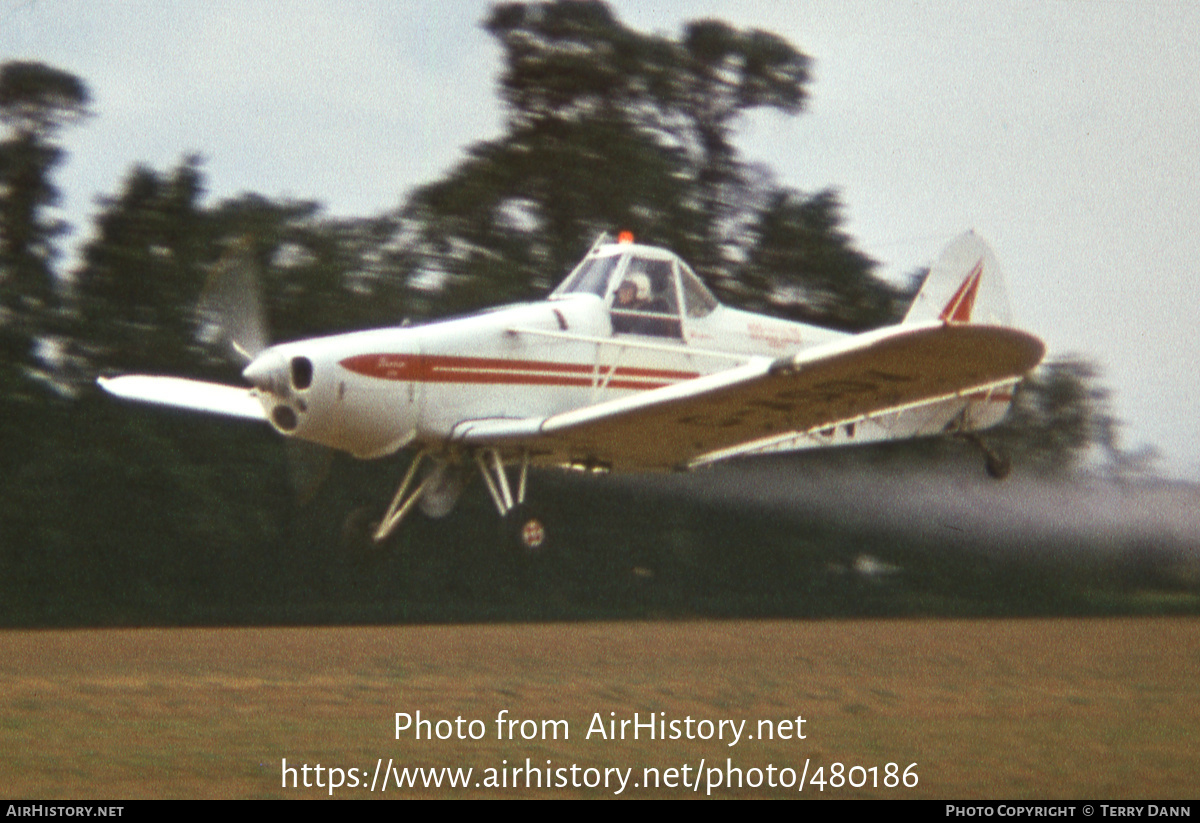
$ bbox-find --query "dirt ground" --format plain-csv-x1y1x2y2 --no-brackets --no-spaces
1,618,1197,798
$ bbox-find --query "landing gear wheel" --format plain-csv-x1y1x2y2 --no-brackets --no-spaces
984,450,1012,480
963,432,1012,481
505,504,550,558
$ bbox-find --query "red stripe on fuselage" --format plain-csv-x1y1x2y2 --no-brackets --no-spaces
339,353,699,389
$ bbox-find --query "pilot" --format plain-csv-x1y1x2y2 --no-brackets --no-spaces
613,271,670,335
614,272,653,311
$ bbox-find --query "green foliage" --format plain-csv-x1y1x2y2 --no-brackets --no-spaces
732,188,898,330
0,30,1177,629
0,61,91,394
404,117,697,311
0,61,91,136
204,194,406,342
486,2,810,229
72,160,410,383
993,357,1120,476
72,156,210,377
407,0,894,328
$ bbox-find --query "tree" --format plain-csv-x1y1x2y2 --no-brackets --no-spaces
403,115,698,312
671,18,811,268
484,2,811,271
73,158,410,380
71,156,210,378
401,0,894,326
207,193,407,341
992,357,1121,476
0,61,90,391
0,62,91,135
733,188,898,331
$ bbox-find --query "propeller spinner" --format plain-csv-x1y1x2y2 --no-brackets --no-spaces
198,238,333,493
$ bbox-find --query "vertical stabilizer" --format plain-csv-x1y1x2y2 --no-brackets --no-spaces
903,232,1013,326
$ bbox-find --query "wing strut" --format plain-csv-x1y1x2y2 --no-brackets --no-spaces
474,448,528,516
371,447,534,544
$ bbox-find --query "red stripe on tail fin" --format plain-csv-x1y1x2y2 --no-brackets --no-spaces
939,259,983,323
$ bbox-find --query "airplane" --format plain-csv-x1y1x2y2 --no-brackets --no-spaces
98,230,1045,553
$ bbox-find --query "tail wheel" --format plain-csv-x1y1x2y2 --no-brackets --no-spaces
985,450,1012,480
963,432,1012,481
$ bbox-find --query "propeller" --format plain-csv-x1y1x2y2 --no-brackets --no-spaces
197,236,334,503
198,237,271,364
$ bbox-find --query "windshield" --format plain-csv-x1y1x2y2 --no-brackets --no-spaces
551,247,721,325
551,254,622,298
679,262,718,318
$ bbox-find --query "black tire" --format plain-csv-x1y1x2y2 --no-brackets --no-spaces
985,450,1012,480
505,504,551,559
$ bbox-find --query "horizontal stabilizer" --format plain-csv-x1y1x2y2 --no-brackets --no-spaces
97,375,266,421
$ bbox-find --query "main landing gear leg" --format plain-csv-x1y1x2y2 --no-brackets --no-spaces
371,449,436,543
347,448,549,555
475,449,548,555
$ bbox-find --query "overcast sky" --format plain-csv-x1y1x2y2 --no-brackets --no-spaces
4,0,1198,478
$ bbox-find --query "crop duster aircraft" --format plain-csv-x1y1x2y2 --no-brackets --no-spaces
99,231,1045,552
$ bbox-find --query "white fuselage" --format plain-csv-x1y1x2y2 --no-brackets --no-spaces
249,293,848,460
101,233,1032,494
241,237,1019,468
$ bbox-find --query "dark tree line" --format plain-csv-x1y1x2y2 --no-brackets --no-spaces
0,61,90,397
405,1,894,328
0,1,905,397
0,3,1161,627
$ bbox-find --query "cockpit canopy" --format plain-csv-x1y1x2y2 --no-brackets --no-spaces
550,240,719,338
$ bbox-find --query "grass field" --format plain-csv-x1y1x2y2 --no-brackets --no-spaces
2,618,1197,798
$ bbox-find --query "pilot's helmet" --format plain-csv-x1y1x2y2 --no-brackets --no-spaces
626,272,651,301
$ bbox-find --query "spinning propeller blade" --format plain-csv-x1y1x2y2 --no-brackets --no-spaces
198,236,335,499
198,237,270,364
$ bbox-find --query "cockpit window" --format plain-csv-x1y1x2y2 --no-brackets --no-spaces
551,254,620,298
611,256,682,338
617,258,676,313
551,246,717,337
678,262,717,318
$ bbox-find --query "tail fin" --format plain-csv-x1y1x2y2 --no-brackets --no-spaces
903,232,1013,326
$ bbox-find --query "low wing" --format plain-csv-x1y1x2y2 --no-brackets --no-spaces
97,375,266,421
452,321,1045,470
